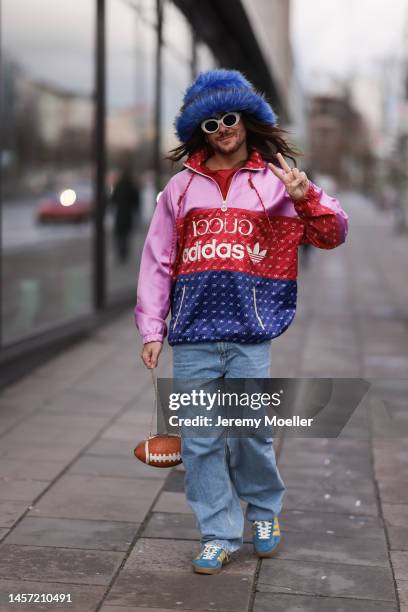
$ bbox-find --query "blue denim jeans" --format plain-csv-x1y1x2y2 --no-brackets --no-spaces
172,340,286,553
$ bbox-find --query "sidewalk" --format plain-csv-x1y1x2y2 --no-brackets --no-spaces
0,192,407,612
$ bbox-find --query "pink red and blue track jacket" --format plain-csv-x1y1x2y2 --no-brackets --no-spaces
135,148,349,345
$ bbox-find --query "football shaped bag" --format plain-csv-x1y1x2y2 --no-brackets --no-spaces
133,369,182,468
134,433,182,467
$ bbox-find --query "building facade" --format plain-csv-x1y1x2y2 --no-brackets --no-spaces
0,0,295,383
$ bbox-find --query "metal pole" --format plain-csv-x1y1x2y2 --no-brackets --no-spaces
0,0,3,347
153,0,163,194
94,0,106,309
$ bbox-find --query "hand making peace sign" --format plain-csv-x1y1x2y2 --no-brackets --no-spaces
268,153,310,201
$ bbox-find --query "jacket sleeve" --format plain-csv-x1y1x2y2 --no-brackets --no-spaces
134,185,176,343
293,182,349,249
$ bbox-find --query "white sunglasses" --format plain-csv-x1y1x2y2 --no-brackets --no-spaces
200,112,241,134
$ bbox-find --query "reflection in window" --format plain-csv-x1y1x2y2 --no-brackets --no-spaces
162,2,193,182
106,0,156,298
0,0,95,344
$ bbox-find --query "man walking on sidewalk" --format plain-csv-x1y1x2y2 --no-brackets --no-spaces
135,69,349,574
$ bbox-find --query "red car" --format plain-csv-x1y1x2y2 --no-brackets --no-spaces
36,184,94,223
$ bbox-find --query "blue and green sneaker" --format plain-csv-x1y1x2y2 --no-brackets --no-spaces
193,542,231,574
253,517,281,557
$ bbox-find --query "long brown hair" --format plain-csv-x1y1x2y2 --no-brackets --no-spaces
166,112,302,167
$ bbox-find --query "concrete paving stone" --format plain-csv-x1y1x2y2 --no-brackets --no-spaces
0,459,66,481
94,314,142,339
0,418,21,437
154,492,193,515
364,363,408,379
0,479,49,503
0,544,124,585
85,438,136,458
173,463,185,473
253,592,398,612
73,366,141,404
383,503,408,550
278,450,372,473
3,516,139,551
107,570,252,611
127,539,257,575
141,511,258,544
276,530,388,567
0,402,36,434
300,359,361,378
113,401,157,424
100,422,152,442
0,580,105,611
257,558,396,601
67,454,168,480
397,580,408,605
33,474,162,522
33,338,118,381
38,388,125,416
374,437,408,452
0,501,30,529
142,512,200,541
162,470,185,493
281,470,376,496
375,464,408,480
383,410,408,432
283,486,379,516
0,398,37,418
0,440,85,462
2,412,107,446
253,593,397,612
378,480,408,504
1,375,71,406
143,508,387,553
282,438,371,454
279,463,372,484
279,509,385,541
100,607,199,612
390,551,408,580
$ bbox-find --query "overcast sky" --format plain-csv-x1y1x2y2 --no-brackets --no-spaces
291,0,408,88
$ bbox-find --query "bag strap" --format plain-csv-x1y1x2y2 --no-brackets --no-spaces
149,367,158,437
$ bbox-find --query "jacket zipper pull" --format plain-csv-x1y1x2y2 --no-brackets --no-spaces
221,200,227,212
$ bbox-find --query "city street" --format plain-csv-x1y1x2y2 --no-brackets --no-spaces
0,191,407,611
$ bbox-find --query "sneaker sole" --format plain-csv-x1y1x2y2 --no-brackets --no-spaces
193,565,223,575
193,558,231,575
254,539,280,558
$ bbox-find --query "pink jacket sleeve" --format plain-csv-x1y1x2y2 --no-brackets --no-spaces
134,185,176,344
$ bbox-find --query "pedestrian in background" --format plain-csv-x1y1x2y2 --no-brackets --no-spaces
111,165,140,262
135,69,349,574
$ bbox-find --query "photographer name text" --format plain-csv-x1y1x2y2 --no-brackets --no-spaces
169,415,314,428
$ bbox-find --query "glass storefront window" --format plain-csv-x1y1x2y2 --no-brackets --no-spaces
1,0,95,344
106,0,156,298
161,1,193,182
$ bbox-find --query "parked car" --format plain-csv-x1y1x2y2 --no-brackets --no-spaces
36,183,94,223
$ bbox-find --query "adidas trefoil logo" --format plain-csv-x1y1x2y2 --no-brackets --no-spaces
247,242,267,263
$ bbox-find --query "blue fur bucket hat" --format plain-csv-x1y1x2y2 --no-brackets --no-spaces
174,69,278,143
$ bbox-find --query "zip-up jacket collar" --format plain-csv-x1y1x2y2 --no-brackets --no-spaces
184,147,266,174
